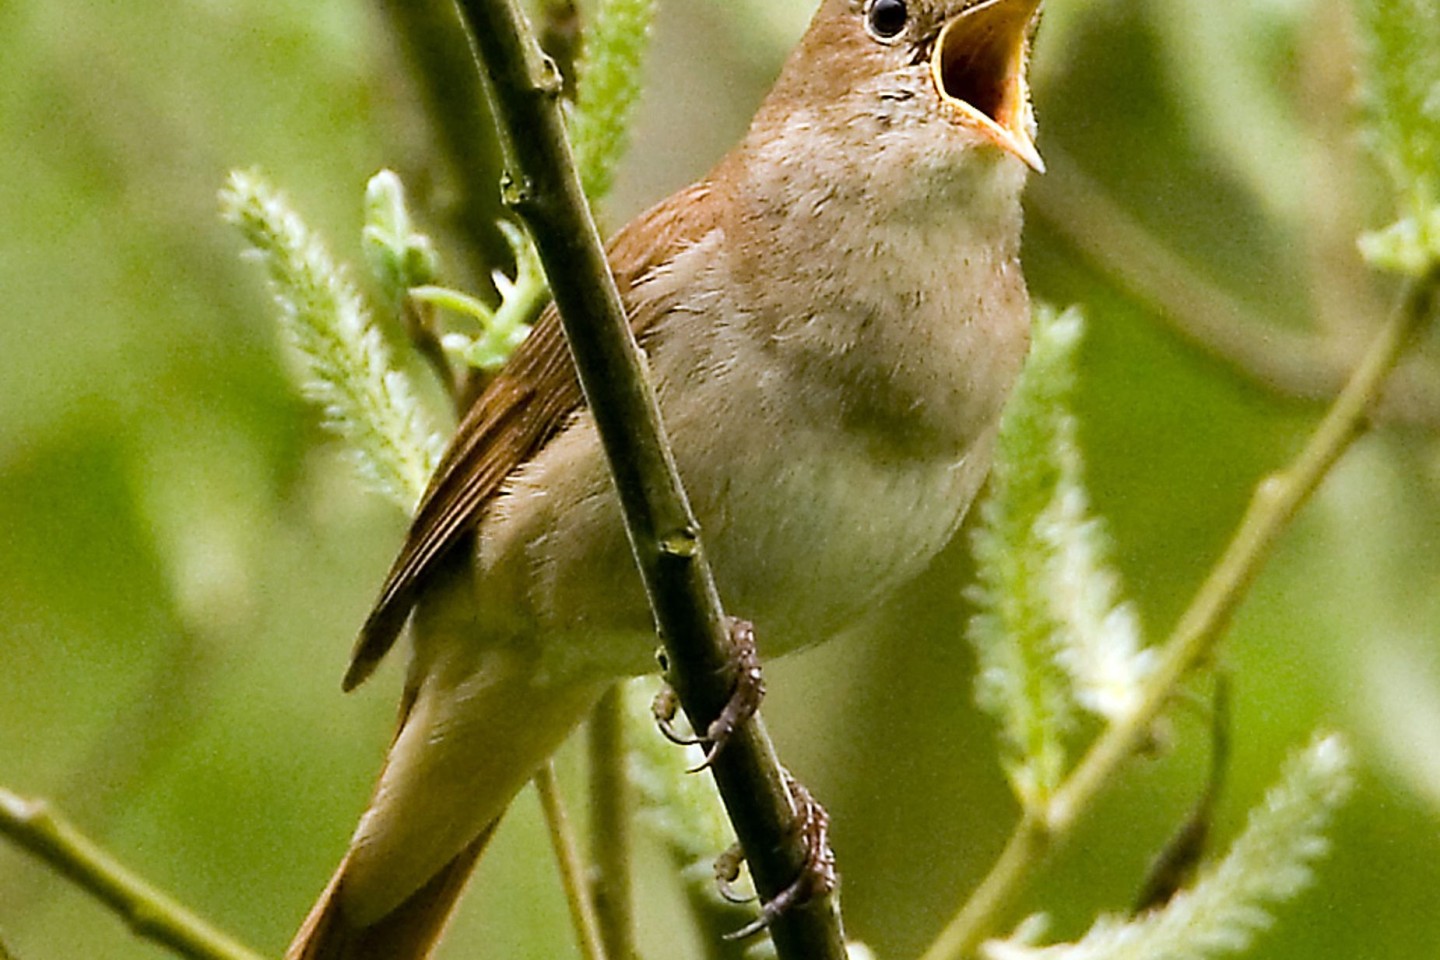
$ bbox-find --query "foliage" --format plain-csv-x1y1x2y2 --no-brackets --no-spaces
419,219,546,372
570,0,658,207
1355,0,1440,218
362,169,442,311
1355,0,1440,273
3,1,1440,960
220,170,442,510
969,307,1151,807
986,736,1353,960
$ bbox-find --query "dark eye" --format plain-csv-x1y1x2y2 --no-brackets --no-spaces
865,0,908,40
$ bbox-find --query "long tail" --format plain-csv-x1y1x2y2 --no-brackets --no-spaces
286,823,497,960
285,575,605,960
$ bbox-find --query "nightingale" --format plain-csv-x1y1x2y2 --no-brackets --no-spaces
287,0,1042,957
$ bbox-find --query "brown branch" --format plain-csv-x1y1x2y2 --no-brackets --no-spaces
447,1,848,957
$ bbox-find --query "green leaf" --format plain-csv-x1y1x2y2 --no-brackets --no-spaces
970,306,1154,805
362,169,440,310
1041,417,1153,724
1033,309,1151,721
430,219,545,372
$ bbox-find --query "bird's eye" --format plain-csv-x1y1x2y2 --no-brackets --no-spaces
865,0,908,41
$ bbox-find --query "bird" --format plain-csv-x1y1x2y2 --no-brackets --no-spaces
286,0,1042,956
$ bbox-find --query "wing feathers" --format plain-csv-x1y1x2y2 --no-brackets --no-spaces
344,182,721,688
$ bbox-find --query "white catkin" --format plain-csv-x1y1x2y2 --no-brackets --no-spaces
222,170,443,510
985,734,1354,960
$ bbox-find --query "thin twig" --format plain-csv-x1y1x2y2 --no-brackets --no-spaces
1131,674,1231,913
536,763,610,960
920,266,1439,960
589,685,639,960
449,2,847,957
921,813,1050,960
0,788,265,960
372,0,509,290
401,297,462,406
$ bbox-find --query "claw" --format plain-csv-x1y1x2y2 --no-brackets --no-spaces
651,617,834,938
652,618,767,770
651,684,703,746
713,843,755,904
724,772,838,940
691,618,765,771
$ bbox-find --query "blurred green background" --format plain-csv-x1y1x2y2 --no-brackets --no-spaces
2,0,1439,958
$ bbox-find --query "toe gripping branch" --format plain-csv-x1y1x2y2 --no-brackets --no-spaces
719,772,838,940
652,618,766,771
652,618,839,938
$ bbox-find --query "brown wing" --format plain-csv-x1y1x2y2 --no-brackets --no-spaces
343,181,721,691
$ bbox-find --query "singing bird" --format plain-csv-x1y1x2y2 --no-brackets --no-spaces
287,0,1042,956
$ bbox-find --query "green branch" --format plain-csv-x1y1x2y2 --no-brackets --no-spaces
588,685,639,960
448,1,847,957
921,266,1439,960
0,788,266,960
536,764,610,960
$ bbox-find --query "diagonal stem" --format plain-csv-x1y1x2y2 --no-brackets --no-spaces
0,787,266,960
920,266,1439,960
536,763,610,960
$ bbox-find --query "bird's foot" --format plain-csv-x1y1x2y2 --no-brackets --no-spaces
697,618,765,768
651,617,765,771
713,842,753,904
723,772,838,940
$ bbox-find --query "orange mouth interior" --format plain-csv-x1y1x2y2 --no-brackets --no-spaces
930,0,1043,171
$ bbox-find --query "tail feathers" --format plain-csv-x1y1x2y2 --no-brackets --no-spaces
293,559,605,959
286,822,498,960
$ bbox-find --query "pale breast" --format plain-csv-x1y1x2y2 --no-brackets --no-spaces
654,255,1026,657
476,218,1027,680
478,139,1031,680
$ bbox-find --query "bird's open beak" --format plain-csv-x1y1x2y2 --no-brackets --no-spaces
931,0,1044,173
